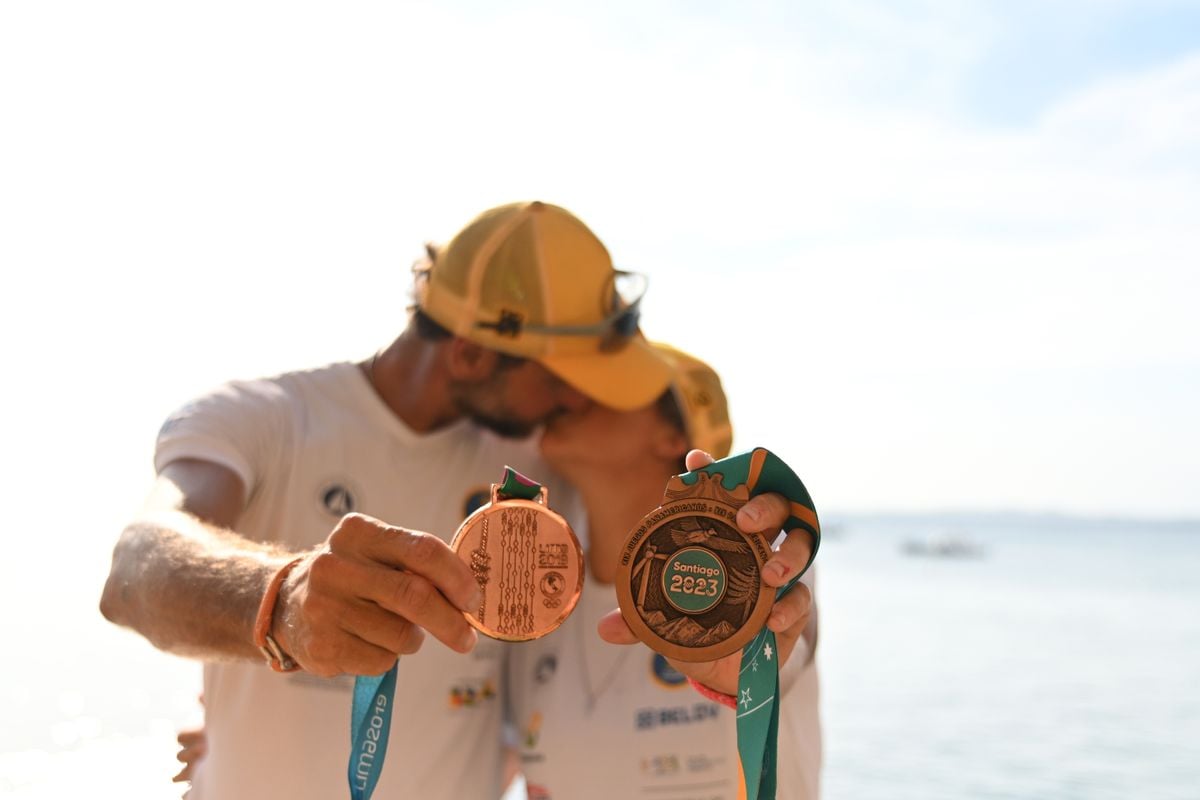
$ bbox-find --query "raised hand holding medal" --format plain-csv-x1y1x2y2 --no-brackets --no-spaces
602,447,819,800
348,466,582,800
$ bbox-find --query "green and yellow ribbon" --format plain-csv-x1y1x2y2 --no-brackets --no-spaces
680,447,820,800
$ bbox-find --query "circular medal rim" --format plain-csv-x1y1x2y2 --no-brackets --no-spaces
450,497,585,642
660,545,729,615
615,499,775,663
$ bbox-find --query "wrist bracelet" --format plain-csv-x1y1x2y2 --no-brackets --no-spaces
254,557,304,672
687,677,737,709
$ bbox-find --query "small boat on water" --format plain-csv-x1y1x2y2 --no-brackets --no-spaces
901,534,985,559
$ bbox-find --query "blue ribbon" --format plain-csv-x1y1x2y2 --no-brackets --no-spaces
344,466,543,799
348,663,398,800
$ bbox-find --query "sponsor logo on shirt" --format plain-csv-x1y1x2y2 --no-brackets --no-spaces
685,753,726,775
534,654,558,684
447,678,496,708
462,486,490,517
317,481,358,517
640,753,681,777
634,702,721,731
639,753,728,776
521,711,544,749
650,653,688,689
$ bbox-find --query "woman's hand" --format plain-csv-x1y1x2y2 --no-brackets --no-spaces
596,449,815,696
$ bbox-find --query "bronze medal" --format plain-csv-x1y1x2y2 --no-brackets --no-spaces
450,478,583,642
615,471,774,662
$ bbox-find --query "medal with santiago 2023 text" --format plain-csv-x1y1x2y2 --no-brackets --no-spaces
348,467,581,800
615,448,820,800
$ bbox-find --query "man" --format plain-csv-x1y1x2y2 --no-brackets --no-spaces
101,201,814,799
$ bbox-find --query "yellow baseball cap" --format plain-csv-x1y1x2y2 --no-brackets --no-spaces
415,201,673,411
653,342,734,460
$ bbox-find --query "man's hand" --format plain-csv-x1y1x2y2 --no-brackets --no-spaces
273,513,481,677
597,449,815,696
101,461,482,674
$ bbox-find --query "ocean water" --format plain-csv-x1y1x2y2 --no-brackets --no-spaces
2,514,1197,798
818,514,1200,800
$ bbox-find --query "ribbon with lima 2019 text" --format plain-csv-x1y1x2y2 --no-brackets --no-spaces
348,662,397,800
346,467,543,799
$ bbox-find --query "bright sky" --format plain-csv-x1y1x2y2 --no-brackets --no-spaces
2,0,1198,537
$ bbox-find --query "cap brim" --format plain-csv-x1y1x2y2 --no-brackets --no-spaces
539,337,673,411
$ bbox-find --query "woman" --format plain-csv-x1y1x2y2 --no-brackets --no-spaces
507,342,821,800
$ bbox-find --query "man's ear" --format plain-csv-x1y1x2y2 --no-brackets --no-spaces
445,336,500,382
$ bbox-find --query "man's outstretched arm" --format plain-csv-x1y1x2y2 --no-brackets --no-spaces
100,458,482,676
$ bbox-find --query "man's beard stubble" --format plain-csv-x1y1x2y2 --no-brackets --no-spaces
453,368,571,439
455,386,544,439
465,408,540,439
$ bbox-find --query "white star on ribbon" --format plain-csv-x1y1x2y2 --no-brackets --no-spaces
740,688,752,708
763,643,774,661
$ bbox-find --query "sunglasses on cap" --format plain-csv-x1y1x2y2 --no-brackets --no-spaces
474,270,647,352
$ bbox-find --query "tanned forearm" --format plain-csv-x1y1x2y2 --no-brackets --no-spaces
100,509,296,661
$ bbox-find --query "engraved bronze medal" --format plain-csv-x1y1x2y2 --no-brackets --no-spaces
615,467,773,663
616,447,821,800
450,467,583,641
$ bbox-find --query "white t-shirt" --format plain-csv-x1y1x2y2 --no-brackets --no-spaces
508,574,822,800
155,361,582,800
